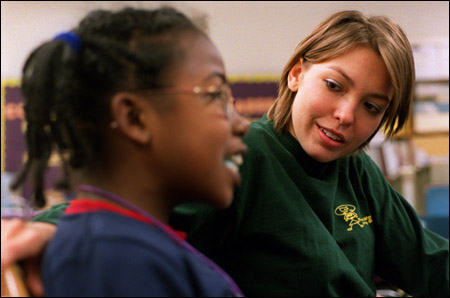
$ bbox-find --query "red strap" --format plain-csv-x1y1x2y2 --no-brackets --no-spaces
65,199,187,240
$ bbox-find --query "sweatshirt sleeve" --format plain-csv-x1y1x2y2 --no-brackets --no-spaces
32,202,69,225
359,153,449,297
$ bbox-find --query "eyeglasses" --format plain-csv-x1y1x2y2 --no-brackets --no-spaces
141,85,235,118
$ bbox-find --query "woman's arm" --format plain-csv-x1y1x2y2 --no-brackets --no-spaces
1,218,57,296
1,201,68,297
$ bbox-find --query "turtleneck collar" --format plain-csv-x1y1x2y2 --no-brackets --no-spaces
262,114,333,178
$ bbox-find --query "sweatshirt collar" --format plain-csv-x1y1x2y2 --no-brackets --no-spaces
263,114,332,178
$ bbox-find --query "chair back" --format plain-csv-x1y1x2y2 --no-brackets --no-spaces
1,263,29,297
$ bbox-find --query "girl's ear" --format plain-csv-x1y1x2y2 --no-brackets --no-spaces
109,92,153,144
287,58,305,92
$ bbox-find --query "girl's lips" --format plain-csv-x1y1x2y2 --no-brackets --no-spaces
224,145,247,184
224,154,243,173
224,155,242,185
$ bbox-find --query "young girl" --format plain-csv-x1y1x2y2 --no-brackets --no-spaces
6,7,247,297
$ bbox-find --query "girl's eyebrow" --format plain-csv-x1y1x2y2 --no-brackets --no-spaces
328,66,390,102
203,72,227,84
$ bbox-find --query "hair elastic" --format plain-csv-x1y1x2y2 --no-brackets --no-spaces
53,32,81,53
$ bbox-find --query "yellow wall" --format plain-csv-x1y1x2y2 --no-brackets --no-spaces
413,133,449,156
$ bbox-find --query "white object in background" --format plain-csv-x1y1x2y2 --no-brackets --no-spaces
412,40,449,81
399,165,417,210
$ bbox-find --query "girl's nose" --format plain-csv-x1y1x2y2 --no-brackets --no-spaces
230,108,249,137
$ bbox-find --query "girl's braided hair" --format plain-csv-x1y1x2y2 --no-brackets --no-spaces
10,7,205,207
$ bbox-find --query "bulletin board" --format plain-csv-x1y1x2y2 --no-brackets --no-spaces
2,80,24,173
1,80,62,201
230,75,279,121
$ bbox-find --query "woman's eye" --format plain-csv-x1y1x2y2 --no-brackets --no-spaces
364,102,382,114
325,79,342,92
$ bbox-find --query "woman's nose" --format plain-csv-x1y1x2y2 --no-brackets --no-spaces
333,100,356,126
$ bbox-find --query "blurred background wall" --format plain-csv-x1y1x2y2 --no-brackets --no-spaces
1,1,449,77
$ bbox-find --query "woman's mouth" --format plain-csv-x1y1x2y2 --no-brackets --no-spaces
318,126,345,143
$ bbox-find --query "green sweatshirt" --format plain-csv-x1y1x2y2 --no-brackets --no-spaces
35,115,449,297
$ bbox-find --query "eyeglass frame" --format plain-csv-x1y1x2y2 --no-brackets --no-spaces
137,85,236,118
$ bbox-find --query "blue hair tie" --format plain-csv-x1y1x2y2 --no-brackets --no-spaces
53,32,81,53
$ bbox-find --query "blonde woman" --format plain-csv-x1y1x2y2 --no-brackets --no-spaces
172,10,448,297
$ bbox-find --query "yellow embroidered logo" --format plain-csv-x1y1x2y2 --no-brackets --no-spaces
334,204,373,231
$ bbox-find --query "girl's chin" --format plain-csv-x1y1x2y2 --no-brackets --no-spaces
211,194,233,210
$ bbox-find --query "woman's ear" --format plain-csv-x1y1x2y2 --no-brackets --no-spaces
109,92,152,144
287,58,304,92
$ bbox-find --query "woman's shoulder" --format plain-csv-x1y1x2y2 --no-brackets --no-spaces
244,115,283,152
341,150,388,188
246,115,273,138
346,150,382,172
